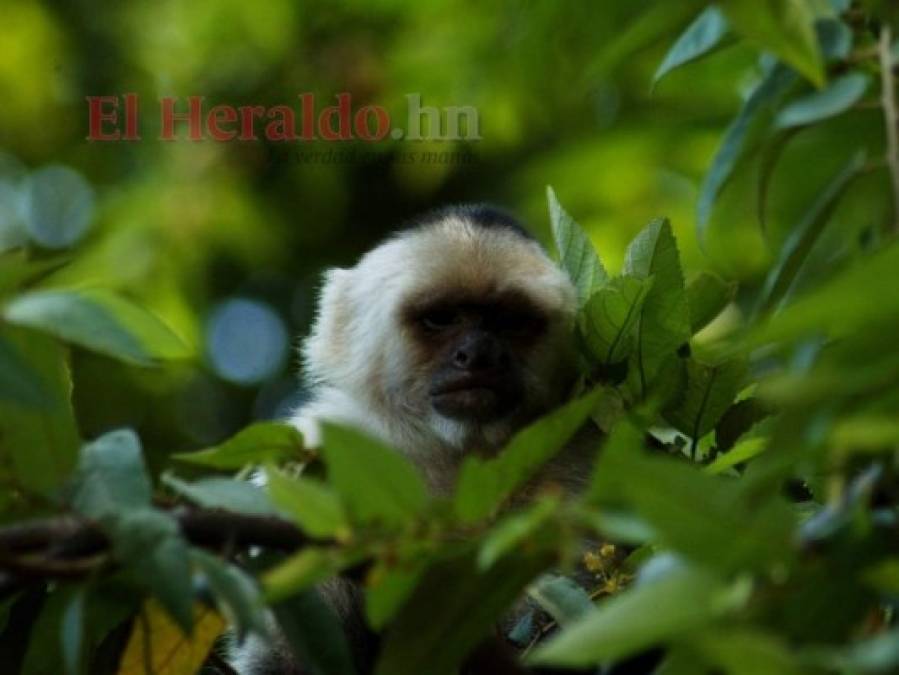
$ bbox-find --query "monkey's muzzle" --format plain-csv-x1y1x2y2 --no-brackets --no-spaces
429,373,518,422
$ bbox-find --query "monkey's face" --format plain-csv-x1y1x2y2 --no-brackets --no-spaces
302,211,578,453
404,292,548,425
393,279,578,454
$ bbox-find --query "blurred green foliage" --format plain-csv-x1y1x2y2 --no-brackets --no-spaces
3,1,899,674
0,0,793,459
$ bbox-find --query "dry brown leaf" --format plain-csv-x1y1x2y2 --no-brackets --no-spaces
117,600,226,675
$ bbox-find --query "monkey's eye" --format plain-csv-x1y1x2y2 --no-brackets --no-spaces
420,308,458,331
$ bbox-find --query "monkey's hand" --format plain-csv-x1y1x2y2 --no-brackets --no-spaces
288,388,383,452
292,414,323,449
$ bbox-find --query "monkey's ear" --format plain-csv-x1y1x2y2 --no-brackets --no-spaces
302,267,354,382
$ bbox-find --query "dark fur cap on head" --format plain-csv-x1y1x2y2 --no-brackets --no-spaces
402,203,536,242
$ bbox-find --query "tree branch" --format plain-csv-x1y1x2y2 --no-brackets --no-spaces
174,507,314,551
879,24,899,233
0,508,319,587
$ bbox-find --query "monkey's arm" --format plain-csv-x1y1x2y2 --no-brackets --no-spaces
288,386,387,449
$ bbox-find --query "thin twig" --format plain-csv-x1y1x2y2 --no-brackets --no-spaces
853,99,885,110
0,516,99,553
0,552,109,579
848,46,880,64
174,507,314,551
879,25,899,233
0,508,319,584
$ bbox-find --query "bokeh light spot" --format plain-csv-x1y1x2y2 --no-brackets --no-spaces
26,164,95,249
207,298,289,385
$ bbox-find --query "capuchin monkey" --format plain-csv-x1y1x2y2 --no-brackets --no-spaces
231,205,588,675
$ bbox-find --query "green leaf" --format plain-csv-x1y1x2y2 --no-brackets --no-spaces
320,424,428,527
263,548,358,603
0,596,15,637
624,218,691,393
686,271,736,334
664,358,747,443
698,64,796,235
580,275,652,366
3,288,191,366
862,558,899,594
0,327,79,497
110,508,194,633
828,0,852,13
589,384,627,432
587,417,647,503
722,0,825,87
578,509,657,545
527,574,594,627
60,588,85,675
830,415,899,456
71,429,151,518
654,650,710,675
529,566,729,667
595,448,793,572
756,21,853,230
163,475,276,515
376,549,548,675
704,437,768,475
584,2,707,81
173,421,306,469
817,18,853,61
72,448,208,635
715,398,770,451
477,497,558,570
265,466,351,539
654,7,730,85
692,628,803,675
797,464,882,544
775,72,869,128
16,583,135,675
365,559,429,630
860,0,899,32
0,250,69,297
805,628,899,673
191,549,269,638
757,151,866,314
0,332,49,407
273,589,358,675
454,390,601,523
71,583,139,675
22,586,84,675
547,186,607,307
757,127,804,233
750,241,899,344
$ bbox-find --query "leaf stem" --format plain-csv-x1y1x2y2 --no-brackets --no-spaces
690,367,717,462
848,46,879,63
879,25,899,233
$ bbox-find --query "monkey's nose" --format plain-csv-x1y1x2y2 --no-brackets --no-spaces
453,348,487,369
452,332,505,371
452,349,470,367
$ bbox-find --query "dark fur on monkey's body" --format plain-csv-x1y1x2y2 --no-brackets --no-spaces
230,205,601,675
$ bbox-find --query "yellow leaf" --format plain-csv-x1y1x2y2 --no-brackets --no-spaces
118,600,226,675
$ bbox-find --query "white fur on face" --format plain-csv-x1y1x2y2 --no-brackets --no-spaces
292,214,577,480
